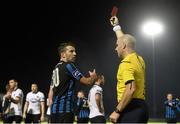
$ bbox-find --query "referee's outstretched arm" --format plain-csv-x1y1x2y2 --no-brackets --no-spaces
110,16,124,38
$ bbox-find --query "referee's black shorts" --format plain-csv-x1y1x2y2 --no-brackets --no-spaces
117,98,149,123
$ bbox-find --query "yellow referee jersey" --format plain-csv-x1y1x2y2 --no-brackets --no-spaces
117,52,145,102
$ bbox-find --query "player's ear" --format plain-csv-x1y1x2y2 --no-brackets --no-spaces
61,52,65,58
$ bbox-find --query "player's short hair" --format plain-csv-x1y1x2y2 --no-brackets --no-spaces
9,79,18,84
78,90,85,95
95,74,104,82
58,42,75,55
167,93,173,96
32,83,38,87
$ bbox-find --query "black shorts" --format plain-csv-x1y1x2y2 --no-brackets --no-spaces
166,118,177,123
90,115,106,123
117,98,149,123
51,112,74,123
25,114,40,123
46,114,51,123
5,115,22,123
77,117,89,123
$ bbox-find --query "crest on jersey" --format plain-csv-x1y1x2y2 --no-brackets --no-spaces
72,70,81,78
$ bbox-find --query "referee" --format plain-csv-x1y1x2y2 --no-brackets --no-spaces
48,42,97,123
109,16,149,123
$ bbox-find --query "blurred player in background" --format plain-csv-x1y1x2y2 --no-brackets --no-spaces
2,84,13,123
88,75,106,123
164,93,180,123
23,83,45,123
75,90,89,123
5,79,24,123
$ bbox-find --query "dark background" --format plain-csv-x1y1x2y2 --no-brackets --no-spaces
1,0,180,119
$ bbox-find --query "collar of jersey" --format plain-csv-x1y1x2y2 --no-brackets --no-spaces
94,84,101,88
121,52,136,63
32,91,38,94
13,87,18,91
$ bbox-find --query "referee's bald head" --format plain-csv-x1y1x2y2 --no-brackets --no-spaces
118,34,136,50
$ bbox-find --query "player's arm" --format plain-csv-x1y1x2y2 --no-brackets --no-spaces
40,93,45,121
115,81,136,113
48,86,53,106
66,63,97,85
23,101,29,119
79,69,97,85
5,92,20,104
95,93,103,113
9,90,23,104
110,16,124,38
40,101,45,121
10,96,20,104
80,69,97,85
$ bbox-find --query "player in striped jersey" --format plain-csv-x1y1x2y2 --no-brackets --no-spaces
164,93,180,123
48,42,97,123
75,91,89,123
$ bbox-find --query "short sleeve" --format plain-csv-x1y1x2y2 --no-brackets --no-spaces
15,89,23,98
122,63,135,85
66,63,83,80
40,92,45,102
95,87,102,95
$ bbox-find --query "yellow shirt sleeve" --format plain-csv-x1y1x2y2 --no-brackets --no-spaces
122,62,135,85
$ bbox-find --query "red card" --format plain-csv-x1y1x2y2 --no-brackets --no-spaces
111,6,118,16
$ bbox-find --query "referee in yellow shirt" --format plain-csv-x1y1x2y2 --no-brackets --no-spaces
109,16,149,123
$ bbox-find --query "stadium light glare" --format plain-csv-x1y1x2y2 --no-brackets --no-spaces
141,19,164,118
142,20,164,36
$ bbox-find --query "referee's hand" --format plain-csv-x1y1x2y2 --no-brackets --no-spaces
109,111,120,123
110,16,119,27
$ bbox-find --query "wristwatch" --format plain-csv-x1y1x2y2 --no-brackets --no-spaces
115,108,121,114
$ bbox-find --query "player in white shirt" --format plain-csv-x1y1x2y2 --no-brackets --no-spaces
23,83,45,123
88,75,106,123
4,79,24,123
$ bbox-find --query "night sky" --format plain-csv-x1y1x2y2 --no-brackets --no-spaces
1,0,180,119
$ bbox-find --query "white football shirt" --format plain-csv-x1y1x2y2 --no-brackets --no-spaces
88,85,104,118
26,91,45,114
10,88,24,116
